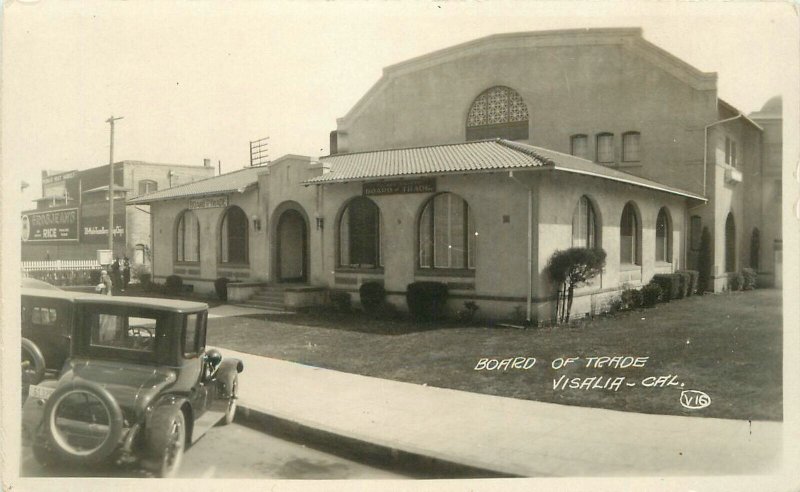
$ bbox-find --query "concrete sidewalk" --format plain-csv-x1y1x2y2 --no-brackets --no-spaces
208,304,285,318
217,347,782,477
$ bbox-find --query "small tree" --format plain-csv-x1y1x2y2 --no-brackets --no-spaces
546,247,607,324
697,227,713,293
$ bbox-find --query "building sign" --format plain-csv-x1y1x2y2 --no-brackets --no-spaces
190,195,229,209
80,213,126,243
21,208,79,242
363,178,436,196
42,170,78,186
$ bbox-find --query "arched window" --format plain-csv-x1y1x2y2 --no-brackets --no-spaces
572,196,599,248
466,86,529,141
220,206,248,264
622,132,641,162
596,133,615,163
339,197,382,268
176,210,200,262
570,134,589,159
725,212,736,272
620,202,641,265
138,179,158,195
419,193,476,270
655,208,672,262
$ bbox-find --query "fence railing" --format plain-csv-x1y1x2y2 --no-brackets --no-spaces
22,260,103,287
21,260,101,272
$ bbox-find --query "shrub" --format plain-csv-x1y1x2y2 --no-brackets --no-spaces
683,270,699,296
640,283,662,308
674,271,691,299
728,272,744,292
214,277,231,300
742,268,758,290
621,288,643,310
697,227,713,293
650,274,680,302
546,247,607,324
329,290,352,312
165,275,183,295
138,273,152,288
359,282,386,313
456,301,480,324
406,281,449,321
89,269,102,285
146,281,165,294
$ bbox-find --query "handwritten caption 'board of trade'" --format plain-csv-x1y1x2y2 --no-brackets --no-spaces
363,178,436,196
473,355,711,410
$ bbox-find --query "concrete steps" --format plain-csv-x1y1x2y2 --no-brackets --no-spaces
236,284,288,311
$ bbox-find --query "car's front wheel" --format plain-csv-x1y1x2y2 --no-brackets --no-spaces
146,406,186,478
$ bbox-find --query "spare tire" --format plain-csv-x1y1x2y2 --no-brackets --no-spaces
39,380,124,464
21,338,46,401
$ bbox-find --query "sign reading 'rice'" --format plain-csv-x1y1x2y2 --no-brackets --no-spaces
21,209,79,242
363,178,436,196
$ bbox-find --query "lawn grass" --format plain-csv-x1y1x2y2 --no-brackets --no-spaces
207,289,782,421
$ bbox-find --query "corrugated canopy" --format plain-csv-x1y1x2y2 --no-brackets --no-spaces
128,166,265,204
305,139,705,201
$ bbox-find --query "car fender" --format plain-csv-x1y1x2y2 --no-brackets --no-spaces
146,394,190,429
215,358,243,399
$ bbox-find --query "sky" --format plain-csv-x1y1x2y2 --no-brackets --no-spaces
3,1,798,208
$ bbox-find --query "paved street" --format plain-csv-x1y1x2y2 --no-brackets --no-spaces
20,423,408,479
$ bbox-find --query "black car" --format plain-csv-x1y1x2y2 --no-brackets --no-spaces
22,295,243,477
21,288,82,387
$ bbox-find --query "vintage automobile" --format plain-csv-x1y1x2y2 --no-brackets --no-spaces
21,287,80,391
22,295,243,477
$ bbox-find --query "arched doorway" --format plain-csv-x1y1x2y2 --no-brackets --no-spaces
276,209,307,282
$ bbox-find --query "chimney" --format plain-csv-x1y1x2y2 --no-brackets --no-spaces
329,131,338,155
203,158,211,167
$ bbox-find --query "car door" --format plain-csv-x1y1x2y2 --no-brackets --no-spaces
21,297,71,371
180,311,218,443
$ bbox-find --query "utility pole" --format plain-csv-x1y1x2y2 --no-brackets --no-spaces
106,115,124,252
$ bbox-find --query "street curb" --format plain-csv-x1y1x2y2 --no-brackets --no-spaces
235,404,517,479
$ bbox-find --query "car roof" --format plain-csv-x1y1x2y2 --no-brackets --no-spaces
22,287,85,301
21,278,62,290
21,288,208,313
73,295,208,313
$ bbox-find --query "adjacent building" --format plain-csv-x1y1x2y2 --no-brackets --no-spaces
22,160,216,265
131,28,783,320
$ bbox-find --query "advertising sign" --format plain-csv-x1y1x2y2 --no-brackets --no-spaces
363,178,436,196
80,213,126,243
21,208,79,242
190,195,229,209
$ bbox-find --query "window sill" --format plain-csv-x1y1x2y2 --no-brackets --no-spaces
175,261,200,266
335,267,385,274
217,263,250,269
620,263,641,271
415,268,476,278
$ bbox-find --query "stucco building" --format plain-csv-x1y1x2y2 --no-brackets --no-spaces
131,28,782,320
